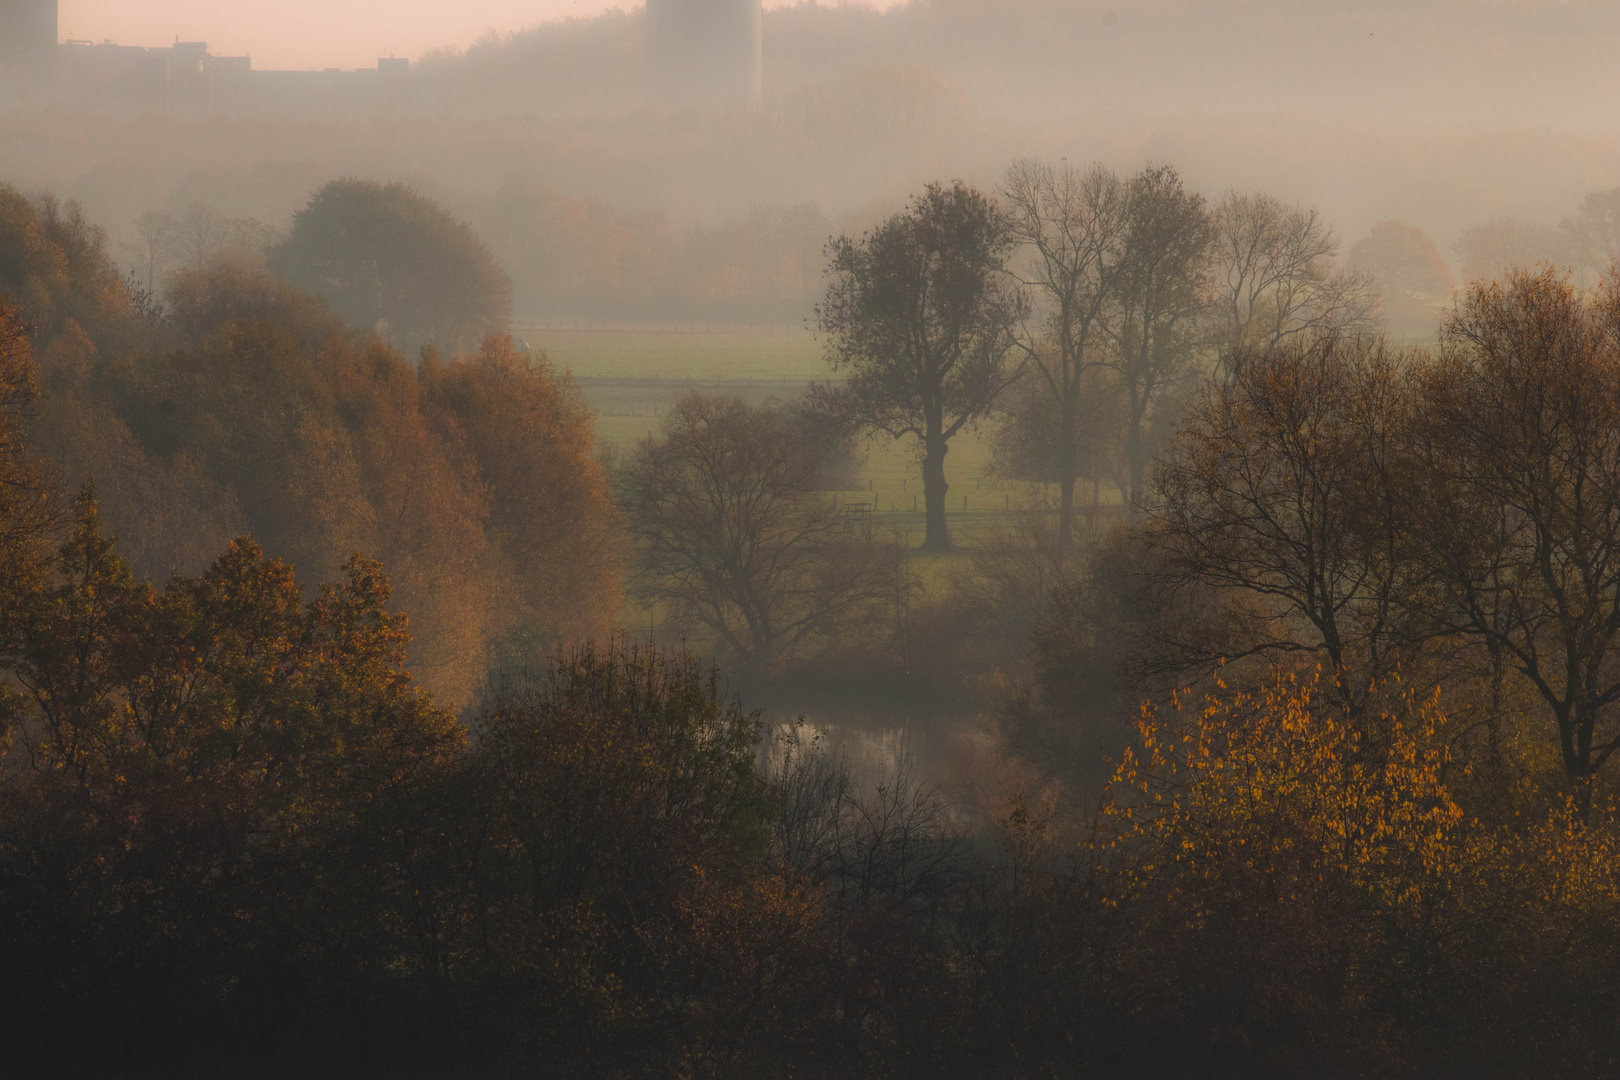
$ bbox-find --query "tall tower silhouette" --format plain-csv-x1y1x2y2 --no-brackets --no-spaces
646,0,762,112
0,0,57,76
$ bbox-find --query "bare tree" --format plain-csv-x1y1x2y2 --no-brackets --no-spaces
619,393,899,678
1106,165,1214,505
1209,191,1379,368
1000,159,1131,547
221,216,287,256
1453,217,1563,286
1147,331,1417,705
1411,267,1620,812
169,204,227,273
121,211,176,293
816,182,1025,551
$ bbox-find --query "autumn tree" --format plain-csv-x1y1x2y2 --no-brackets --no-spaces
322,334,494,700
0,297,59,580
0,491,464,1072
422,334,622,666
1106,164,1214,505
1103,670,1463,1071
271,179,512,354
1209,190,1379,363
1410,267,1620,811
999,159,1131,546
1349,220,1453,339
0,298,61,748
0,186,134,349
620,393,899,678
1146,331,1418,703
816,181,1024,550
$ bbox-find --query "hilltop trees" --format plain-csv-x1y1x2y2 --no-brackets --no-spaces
0,186,617,704
0,187,134,350
0,298,59,582
817,182,1024,550
271,179,512,355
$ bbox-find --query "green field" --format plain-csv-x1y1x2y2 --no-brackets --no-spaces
520,324,1126,556
520,326,827,381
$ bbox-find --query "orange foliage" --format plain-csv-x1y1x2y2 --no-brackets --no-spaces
423,335,622,664
1105,669,1461,918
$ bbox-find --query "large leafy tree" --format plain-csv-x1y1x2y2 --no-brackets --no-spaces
271,179,512,354
816,181,1024,550
1559,187,1620,282
1348,220,1453,339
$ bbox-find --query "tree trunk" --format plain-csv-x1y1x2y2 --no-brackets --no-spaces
1057,393,1078,549
1562,700,1595,822
922,434,951,551
1126,392,1147,507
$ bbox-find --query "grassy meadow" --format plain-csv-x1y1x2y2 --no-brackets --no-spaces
520,324,1127,565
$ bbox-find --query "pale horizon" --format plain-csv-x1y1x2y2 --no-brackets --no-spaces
55,1,896,71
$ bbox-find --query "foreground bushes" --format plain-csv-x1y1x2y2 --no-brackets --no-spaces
7,519,1620,1079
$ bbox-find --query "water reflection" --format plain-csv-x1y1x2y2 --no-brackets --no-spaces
757,703,980,781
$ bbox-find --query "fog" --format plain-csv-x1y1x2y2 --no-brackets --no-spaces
55,1,698,70
10,4,1620,1071
8,0,1617,330
56,0,906,70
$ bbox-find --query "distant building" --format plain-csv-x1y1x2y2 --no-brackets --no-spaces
0,0,58,75
49,40,410,117
647,0,762,112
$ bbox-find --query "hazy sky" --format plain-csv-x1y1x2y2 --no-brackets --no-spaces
57,1,894,71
